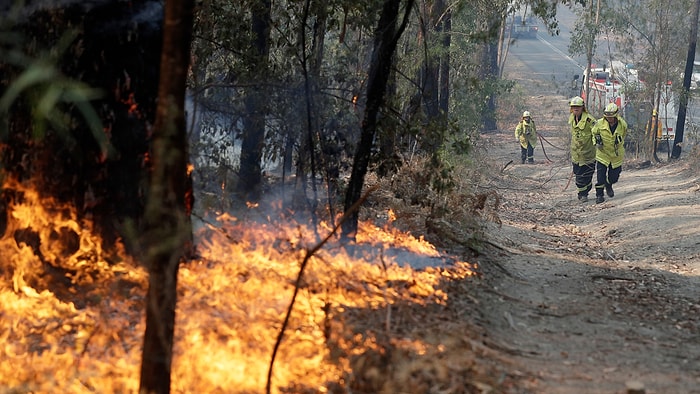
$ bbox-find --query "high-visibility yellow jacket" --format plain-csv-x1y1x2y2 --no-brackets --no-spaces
515,120,537,148
568,111,596,166
591,115,628,168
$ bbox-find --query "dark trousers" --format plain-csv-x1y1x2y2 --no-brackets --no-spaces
573,162,595,197
595,161,622,196
521,143,534,163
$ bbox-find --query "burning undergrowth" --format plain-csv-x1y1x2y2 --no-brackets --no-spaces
361,156,502,255
0,171,507,393
0,177,147,392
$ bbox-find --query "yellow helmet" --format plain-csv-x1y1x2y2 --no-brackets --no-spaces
603,103,619,117
522,111,531,118
569,96,584,107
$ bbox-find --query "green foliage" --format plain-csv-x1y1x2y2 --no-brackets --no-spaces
567,3,598,59
0,30,109,156
420,124,456,195
567,0,693,161
527,0,563,34
569,0,691,83
188,0,576,216
189,0,382,192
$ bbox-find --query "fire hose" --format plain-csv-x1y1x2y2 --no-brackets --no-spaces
536,134,574,191
538,134,566,163
512,134,573,190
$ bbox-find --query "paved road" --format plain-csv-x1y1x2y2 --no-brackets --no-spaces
506,5,587,96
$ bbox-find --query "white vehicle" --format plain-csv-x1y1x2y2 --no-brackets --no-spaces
691,60,700,90
511,15,538,39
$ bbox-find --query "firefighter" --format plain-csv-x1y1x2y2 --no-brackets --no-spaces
591,102,628,204
650,108,662,140
515,110,537,164
568,96,596,202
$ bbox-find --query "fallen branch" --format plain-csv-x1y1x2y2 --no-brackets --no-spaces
502,159,514,173
591,274,635,282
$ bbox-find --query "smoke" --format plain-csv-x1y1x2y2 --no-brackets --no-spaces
92,1,163,36
0,0,163,31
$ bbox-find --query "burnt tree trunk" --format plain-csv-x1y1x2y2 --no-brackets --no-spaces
438,5,451,125
672,0,700,159
139,1,194,393
376,55,400,178
422,0,449,154
422,0,441,127
342,0,414,239
237,0,272,201
480,41,498,132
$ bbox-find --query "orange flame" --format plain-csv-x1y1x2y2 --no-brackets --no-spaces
0,180,478,392
121,92,141,118
0,178,147,392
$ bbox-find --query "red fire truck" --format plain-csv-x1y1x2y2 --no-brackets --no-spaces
581,61,676,144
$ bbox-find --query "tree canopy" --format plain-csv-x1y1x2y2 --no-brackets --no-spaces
3,0,699,391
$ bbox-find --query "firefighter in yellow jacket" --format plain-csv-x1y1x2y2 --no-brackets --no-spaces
568,96,596,202
515,111,537,164
591,102,627,204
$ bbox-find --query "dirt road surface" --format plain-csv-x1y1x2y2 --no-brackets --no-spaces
469,56,700,394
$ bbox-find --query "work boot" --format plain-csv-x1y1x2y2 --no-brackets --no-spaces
578,195,588,203
605,184,614,198
521,158,526,164
596,195,605,204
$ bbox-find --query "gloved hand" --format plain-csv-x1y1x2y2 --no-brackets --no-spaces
595,134,603,147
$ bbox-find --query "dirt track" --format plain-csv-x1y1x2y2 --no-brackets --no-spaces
471,79,700,392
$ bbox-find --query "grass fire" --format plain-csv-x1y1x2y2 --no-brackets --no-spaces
0,177,492,393
0,1,520,392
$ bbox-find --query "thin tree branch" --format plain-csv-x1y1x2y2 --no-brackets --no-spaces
265,185,378,394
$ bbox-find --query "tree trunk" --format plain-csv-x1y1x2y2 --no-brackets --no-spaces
438,4,451,125
342,0,415,239
480,41,498,132
422,0,440,128
672,0,700,159
583,0,600,110
237,0,272,201
139,1,195,393
377,56,399,178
